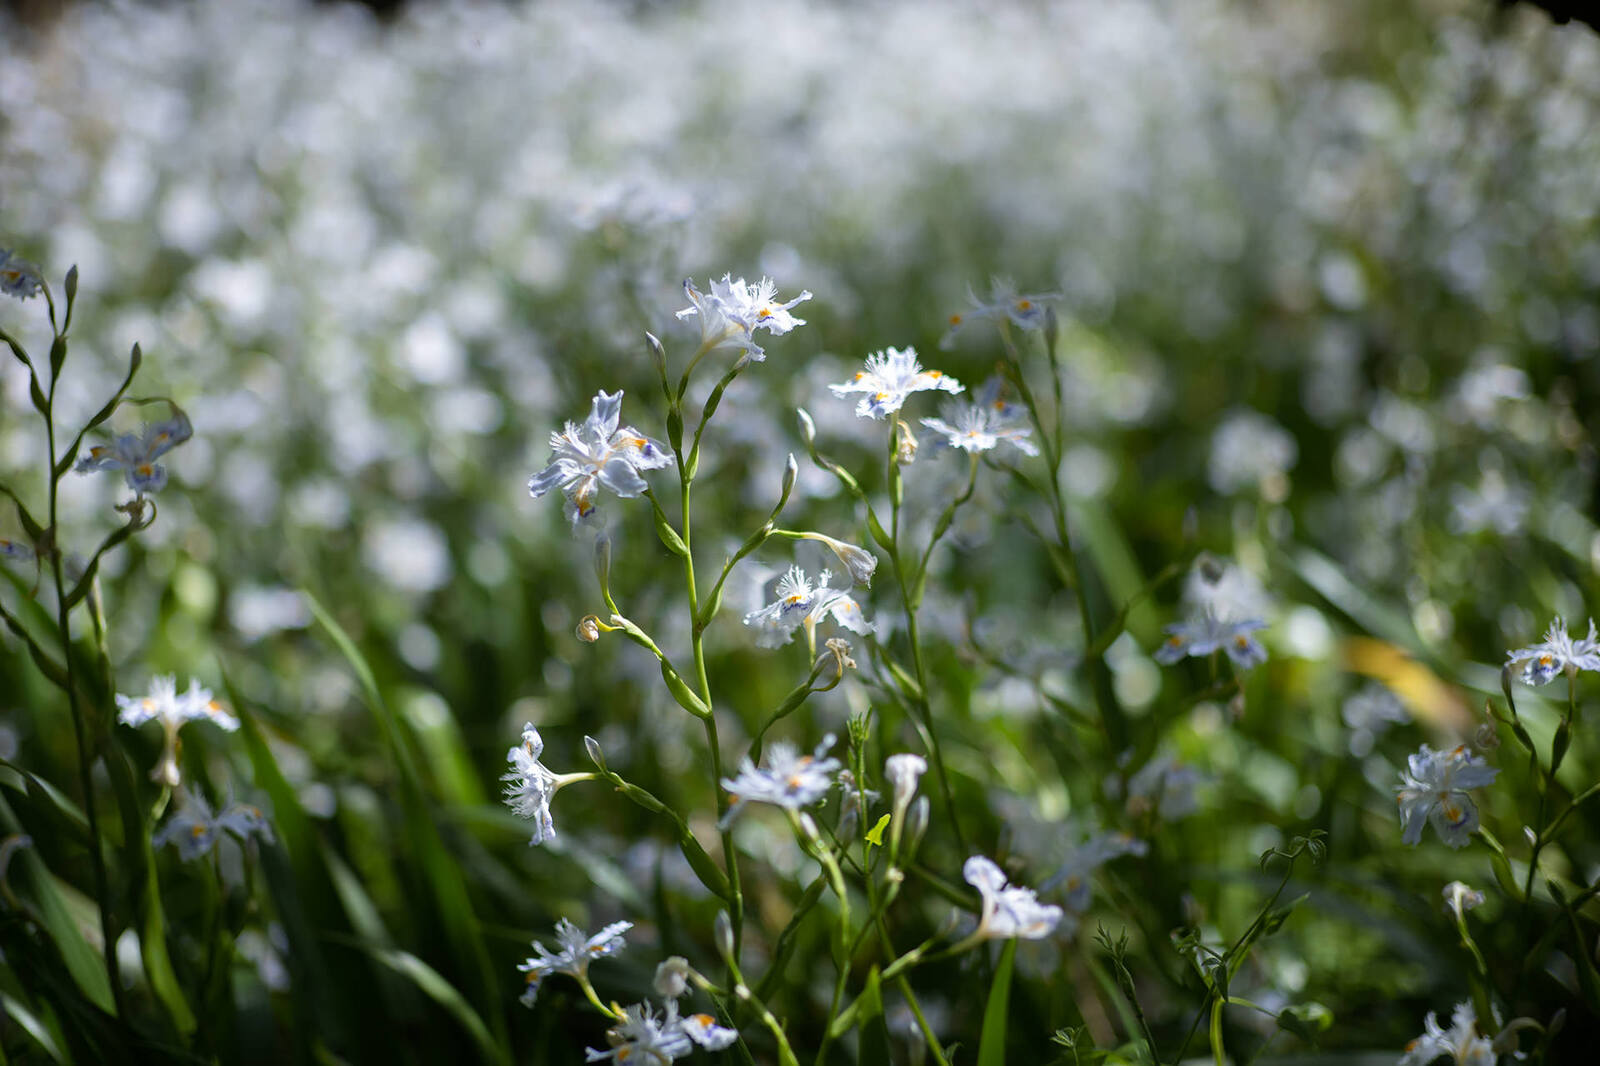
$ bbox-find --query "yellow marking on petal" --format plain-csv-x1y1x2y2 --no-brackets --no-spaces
190,825,208,839
1166,636,1184,647
757,307,773,318
948,314,962,325
1234,635,1250,647
1017,299,1033,310
928,370,942,378
692,1014,714,1025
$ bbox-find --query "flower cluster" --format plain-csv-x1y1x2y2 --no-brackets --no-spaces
828,346,963,421
527,390,672,528
676,274,811,363
1395,744,1499,848
116,676,239,787
720,734,842,827
75,408,193,498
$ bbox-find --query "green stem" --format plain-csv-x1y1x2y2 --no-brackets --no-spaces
43,350,126,1018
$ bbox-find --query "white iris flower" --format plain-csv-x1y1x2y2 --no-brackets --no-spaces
527,390,672,527
75,411,193,497
116,676,239,787
920,377,1038,455
1505,616,1600,686
518,918,632,1007
1395,744,1499,848
153,792,272,861
719,734,841,828
742,566,873,649
676,274,811,362
584,998,736,1062
1398,1002,1495,1066
962,856,1064,941
828,346,963,421
1153,612,1268,670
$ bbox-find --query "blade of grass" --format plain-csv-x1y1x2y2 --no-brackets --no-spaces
976,940,1017,1066
304,589,509,1058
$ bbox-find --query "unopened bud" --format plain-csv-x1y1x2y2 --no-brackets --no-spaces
782,453,798,500
645,331,667,378
653,956,691,999
905,795,930,852
577,615,602,643
796,407,817,448
714,910,735,962
801,532,878,587
1473,720,1499,752
584,735,607,770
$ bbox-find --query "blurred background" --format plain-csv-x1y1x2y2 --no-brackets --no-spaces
2,0,1598,1061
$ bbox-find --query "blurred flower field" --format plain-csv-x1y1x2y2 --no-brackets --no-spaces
1,0,1599,1062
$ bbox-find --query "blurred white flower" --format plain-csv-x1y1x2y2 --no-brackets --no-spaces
1395,744,1498,848
828,346,963,421
75,409,193,497
0,249,42,300
1398,1002,1494,1066
962,856,1063,941
653,956,692,999
1505,617,1600,686
153,791,272,861
940,279,1060,346
720,734,841,827
0,537,34,566
919,377,1038,456
1207,408,1297,497
1040,831,1147,917
676,274,810,363
517,917,631,1007
1341,682,1409,757
527,389,672,527
1442,881,1485,920
1153,613,1268,670
117,676,239,787
884,753,927,816
793,532,878,586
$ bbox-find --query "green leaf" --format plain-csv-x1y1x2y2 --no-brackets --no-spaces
1275,1001,1333,1045
856,967,892,1066
303,590,510,1058
976,939,1017,1066
362,949,508,1066
864,813,890,847
103,742,197,1037
0,990,66,1063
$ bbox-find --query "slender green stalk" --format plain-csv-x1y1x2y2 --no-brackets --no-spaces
42,328,127,1018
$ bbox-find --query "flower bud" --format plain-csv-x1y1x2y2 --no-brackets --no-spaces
905,795,930,852
713,910,735,962
584,735,607,770
796,407,817,448
800,532,878,587
653,956,691,999
1473,719,1500,752
781,453,798,501
576,615,602,643
885,754,927,817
